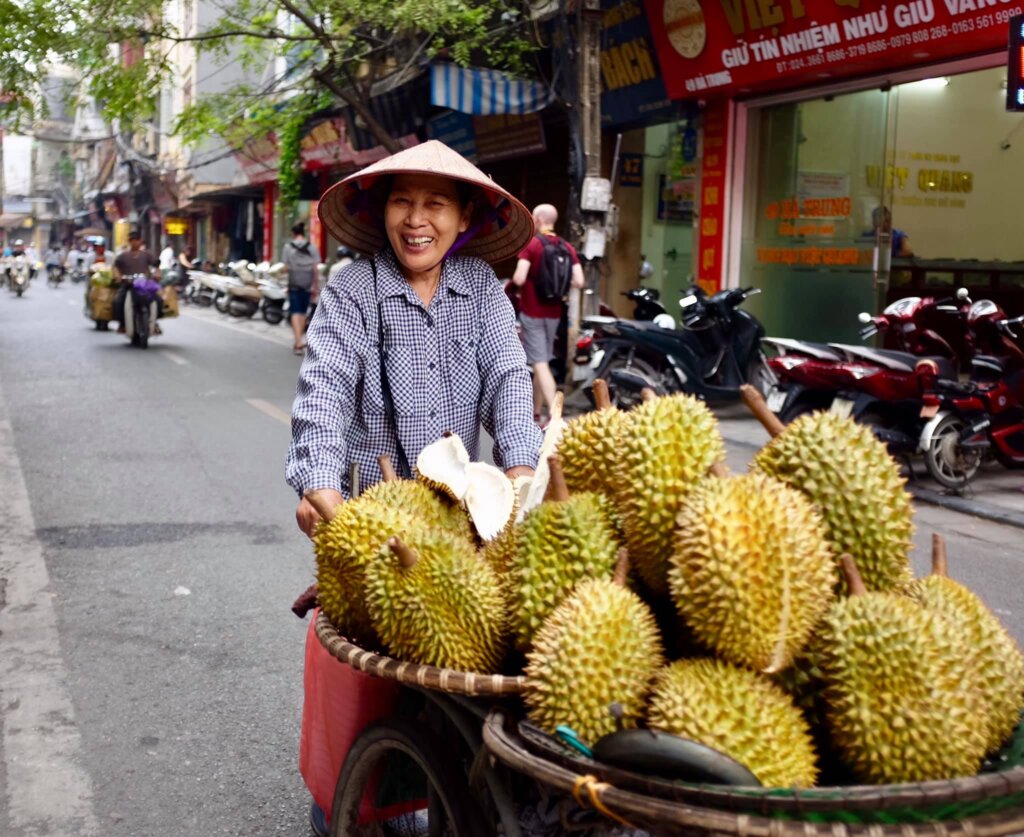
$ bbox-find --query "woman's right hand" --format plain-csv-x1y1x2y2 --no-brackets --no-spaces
296,488,344,538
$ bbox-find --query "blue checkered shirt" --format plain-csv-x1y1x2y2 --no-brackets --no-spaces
286,249,542,497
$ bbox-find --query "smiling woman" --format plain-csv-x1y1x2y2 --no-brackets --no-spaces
286,141,542,536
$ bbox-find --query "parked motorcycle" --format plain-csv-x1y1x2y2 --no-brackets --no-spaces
583,285,773,408
258,262,289,325
917,305,1024,489
124,275,162,349
574,286,681,393
762,291,973,427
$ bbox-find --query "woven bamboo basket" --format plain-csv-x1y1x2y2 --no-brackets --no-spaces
483,709,1024,835
314,611,526,698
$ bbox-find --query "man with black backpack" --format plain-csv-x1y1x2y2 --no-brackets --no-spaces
282,222,321,355
511,204,585,425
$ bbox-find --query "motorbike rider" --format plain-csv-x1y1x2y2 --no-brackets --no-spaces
44,245,64,279
113,229,162,332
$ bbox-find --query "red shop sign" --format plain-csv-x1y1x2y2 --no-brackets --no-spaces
645,0,1020,100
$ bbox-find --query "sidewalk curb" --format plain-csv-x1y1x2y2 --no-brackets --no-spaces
721,432,1024,532
905,486,1024,531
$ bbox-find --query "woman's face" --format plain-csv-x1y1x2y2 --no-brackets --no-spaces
384,173,471,280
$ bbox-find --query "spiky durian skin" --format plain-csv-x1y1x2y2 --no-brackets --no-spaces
314,499,416,645
752,412,914,594
480,521,519,578
614,394,725,596
558,408,626,497
671,473,835,673
364,529,507,672
525,579,663,744
508,493,621,651
361,479,475,542
906,576,1024,754
818,593,988,784
648,658,819,788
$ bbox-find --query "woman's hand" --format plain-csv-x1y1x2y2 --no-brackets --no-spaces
296,488,344,538
505,466,535,480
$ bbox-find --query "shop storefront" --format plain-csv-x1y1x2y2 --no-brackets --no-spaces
646,0,1024,340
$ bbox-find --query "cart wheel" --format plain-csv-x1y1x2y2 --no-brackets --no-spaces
330,717,488,837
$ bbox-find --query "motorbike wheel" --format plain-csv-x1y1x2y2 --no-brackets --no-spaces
923,414,983,490
602,354,662,410
196,290,214,308
214,292,230,314
137,307,149,349
16,285,23,297
779,397,823,424
262,304,284,325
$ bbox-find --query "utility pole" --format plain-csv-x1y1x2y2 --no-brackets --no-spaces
565,0,607,384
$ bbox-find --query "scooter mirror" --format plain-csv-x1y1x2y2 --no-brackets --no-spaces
857,312,873,324
653,313,676,329
956,287,970,300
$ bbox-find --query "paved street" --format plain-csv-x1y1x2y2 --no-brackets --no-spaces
0,281,1022,836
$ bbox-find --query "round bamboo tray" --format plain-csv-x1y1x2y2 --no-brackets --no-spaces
483,710,1024,835
314,611,526,697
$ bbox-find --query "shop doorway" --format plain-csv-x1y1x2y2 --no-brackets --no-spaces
736,86,894,342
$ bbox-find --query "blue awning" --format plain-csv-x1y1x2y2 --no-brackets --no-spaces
430,63,553,116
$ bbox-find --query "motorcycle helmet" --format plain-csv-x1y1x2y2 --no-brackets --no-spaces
335,245,354,260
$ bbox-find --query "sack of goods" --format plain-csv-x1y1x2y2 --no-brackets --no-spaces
308,381,1024,823
160,286,179,318
88,286,116,321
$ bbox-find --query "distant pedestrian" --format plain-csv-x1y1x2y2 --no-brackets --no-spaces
282,222,321,355
510,203,585,424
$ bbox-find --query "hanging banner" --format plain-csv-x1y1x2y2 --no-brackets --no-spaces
600,0,678,128
696,100,730,294
645,0,1022,100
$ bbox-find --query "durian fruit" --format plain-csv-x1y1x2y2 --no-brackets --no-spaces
415,435,516,540
518,391,567,520
647,657,819,788
818,555,988,784
313,497,416,645
671,472,835,673
416,433,471,500
361,455,475,542
557,379,626,497
614,392,725,595
747,395,914,594
905,535,1024,754
524,553,664,744
506,457,621,651
363,532,507,672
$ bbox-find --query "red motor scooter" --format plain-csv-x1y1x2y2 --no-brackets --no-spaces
762,291,972,434
917,305,1024,489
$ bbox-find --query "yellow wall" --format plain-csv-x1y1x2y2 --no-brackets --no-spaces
888,68,1023,261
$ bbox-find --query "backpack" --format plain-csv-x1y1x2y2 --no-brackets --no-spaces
286,240,318,290
533,234,573,303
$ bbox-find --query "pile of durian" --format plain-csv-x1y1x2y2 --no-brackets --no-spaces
311,381,1024,789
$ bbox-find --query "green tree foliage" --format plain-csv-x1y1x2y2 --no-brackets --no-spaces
0,0,538,161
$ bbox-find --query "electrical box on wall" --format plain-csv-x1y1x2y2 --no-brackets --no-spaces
1007,14,1024,111
580,177,612,212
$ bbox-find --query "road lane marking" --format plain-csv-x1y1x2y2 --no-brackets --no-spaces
162,351,188,365
246,397,292,426
180,308,293,347
0,377,99,834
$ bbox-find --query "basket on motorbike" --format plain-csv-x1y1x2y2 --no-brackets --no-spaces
88,286,116,322
160,285,179,318
482,707,1024,836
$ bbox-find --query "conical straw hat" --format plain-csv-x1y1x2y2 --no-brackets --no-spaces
317,140,534,264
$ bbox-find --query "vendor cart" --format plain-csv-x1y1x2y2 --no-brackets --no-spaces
309,611,1024,837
